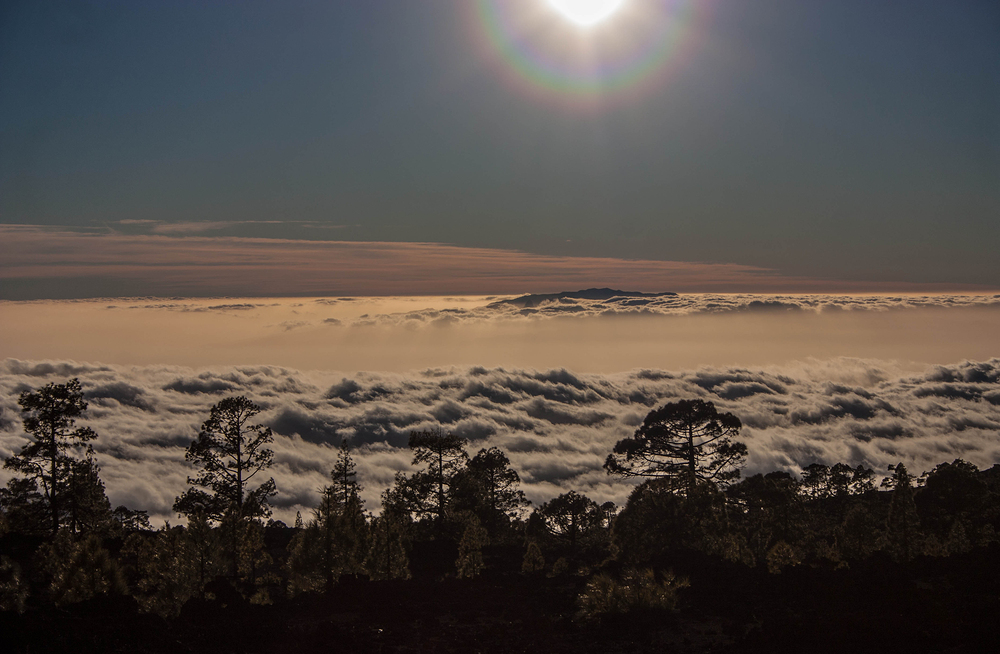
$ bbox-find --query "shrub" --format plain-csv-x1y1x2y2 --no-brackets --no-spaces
577,568,689,619
0,555,28,613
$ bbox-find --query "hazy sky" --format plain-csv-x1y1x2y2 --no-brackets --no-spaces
2,0,998,298
3,294,1000,371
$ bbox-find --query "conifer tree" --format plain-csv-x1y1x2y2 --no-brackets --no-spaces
4,379,101,534
539,491,602,552
800,463,831,499
173,396,277,523
287,441,368,593
37,531,127,606
0,555,29,613
365,511,410,581
605,399,746,496
521,541,545,574
186,513,225,599
393,429,468,529
63,451,113,534
364,489,411,581
330,439,361,510
456,516,489,578
451,447,529,537
174,396,277,582
884,463,920,561
128,524,199,616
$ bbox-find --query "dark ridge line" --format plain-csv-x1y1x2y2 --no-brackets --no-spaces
489,288,678,309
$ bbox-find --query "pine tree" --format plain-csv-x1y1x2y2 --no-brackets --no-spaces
365,489,411,581
173,396,277,579
4,379,100,534
521,540,545,574
800,463,831,499
393,429,468,530
453,447,529,537
63,450,112,534
228,517,273,603
539,491,602,552
37,531,127,606
186,513,225,599
330,439,361,511
456,516,489,579
173,396,277,523
365,511,410,581
885,463,920,562
128,524,200,616
0,555,29,613
111,505,152,535
605,399,746,496
286,442,368,594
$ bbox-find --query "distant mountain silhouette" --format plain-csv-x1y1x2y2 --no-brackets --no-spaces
489,288,678,309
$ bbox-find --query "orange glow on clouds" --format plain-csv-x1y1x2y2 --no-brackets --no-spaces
0,226,991,299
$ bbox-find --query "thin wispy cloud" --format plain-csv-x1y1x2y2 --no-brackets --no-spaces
4,226,992,300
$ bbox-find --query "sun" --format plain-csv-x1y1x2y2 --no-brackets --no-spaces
546,0,626,27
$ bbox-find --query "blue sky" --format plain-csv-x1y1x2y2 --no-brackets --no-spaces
1,0,998,297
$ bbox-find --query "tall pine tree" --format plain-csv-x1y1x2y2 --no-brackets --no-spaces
3,379,105,534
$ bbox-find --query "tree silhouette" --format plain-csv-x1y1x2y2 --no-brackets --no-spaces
800,463,831,499
287,442,368,593
455,515,489,578
173,396,277,523
365,488,411,581
394,429,468,529
63,451,113,534
173,396,277,582
539,490,602,552
605,399,746,495
0,555,29,613
521,541,545,574
127,523,202,616
729,471,802,563
330,439,362,511
881,463,919,563
111,505,152,535
37,531,127,606
4,378,99,534
828,462,854,497
917,459,985,542
614,479,743,565
185,513,225,600
451,447,529,537
0,476,47,535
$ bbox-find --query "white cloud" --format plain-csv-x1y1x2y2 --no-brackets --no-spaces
2,357,999,526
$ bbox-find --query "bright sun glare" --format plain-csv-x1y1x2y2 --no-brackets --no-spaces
547,0,626,27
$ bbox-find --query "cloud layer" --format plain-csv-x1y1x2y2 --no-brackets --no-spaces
4,294,999,374
2,357,998,526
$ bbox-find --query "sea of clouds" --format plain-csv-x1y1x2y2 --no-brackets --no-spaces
101,291,1000,328
2,355,999,526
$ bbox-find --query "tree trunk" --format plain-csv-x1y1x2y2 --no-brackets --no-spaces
50,425,59,534
687,424,696,497
437,449,445,530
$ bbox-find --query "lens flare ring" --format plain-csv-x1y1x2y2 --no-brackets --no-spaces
473,0,702,103
547,0,626,27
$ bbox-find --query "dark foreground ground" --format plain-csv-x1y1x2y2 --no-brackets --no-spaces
4,545,999,654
